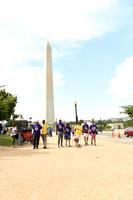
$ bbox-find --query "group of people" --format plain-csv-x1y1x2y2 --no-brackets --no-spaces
9,120,52,147
56,119,97,148
32,120,53,149
9,119,97,148
32,119,97,149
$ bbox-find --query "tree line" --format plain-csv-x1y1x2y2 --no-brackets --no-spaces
0,89,17,122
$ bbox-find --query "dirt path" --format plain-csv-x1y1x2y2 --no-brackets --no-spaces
0,134,133,200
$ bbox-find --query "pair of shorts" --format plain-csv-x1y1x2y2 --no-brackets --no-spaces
91,133,96,136
84,133,89,137
58,131,63,139
64,135,71,140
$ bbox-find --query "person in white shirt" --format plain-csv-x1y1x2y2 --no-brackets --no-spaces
10,123,17,146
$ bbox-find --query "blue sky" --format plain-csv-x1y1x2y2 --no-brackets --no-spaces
1,0,133,122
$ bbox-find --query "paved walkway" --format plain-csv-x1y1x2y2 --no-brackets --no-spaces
0,134,133,200
99,133,133,145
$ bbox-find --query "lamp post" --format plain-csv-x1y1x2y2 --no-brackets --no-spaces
74,100,78,124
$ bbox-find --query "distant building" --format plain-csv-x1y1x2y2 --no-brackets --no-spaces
109,118,119,122
105,117,131,122
119,117,131,121
107,123,124,129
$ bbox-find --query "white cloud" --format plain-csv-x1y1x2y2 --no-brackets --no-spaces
107,56,133,99
0,0,132,121
0,0,130,65
0,0,131,67
0,0,130,41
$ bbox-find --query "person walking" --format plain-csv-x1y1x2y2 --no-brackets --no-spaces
82,121,89,146
64,123,71,147
56,119,65,148
74,122,83,147
48,126,52,137
41,120,49,149
32,120,42,149
10,123,17,146
90,120,97,146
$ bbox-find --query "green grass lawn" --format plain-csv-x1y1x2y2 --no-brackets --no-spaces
0,134,13,146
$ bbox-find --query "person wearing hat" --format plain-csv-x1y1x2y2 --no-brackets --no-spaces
90,120,97,146
74,122,83,147
32,120,42,149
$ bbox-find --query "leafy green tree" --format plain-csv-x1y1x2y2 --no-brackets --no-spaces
123,120,133,128
120,105,133,118
5,114,19,127
0,89,17,121
96,120,107,126
104,125,111,130
79,119,84,123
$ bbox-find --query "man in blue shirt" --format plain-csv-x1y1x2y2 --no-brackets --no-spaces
32,120,42,149
82,121,89,146
56,119,65,148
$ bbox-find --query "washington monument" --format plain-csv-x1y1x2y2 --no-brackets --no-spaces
44,42,54,124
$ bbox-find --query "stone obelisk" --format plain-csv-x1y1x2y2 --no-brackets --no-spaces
44,42,54,124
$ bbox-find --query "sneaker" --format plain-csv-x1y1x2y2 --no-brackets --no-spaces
58,145,60,148
43,146,46,149
61,145,63,147
85,143,87,146
33,147,35,149
78,144,81,147
94,144,96,146
86,142,88,145
91,142,93,145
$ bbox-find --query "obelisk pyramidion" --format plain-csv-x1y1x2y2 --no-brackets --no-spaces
44,42,54,124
